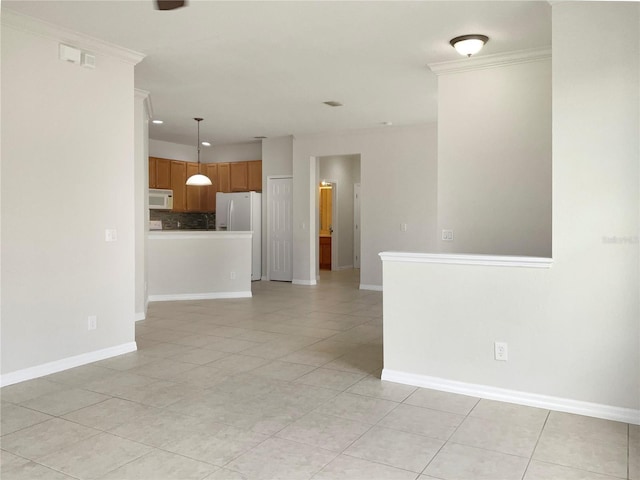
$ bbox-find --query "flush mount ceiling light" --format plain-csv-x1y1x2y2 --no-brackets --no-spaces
152,119,163,124
201,141,211,147
185,118,212,186
450,34,489,57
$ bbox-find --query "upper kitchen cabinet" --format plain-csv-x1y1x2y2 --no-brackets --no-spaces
149,157,171,189
247,160,262,192
218,163,231,193
230,162,248,192
203,163,218,212
170,160,187,211
186,162,203,212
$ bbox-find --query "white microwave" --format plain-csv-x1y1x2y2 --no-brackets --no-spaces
149,189,173,210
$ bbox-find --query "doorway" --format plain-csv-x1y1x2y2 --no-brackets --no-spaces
316,154,361,277
319,181,334,270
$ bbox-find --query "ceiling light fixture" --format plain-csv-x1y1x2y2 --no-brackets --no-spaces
450,34,489,57
152,119,164,124
201,141,211,147
185,118,212,186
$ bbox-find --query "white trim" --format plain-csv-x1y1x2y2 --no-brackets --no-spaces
135,312,146,322
149,291,252,302
148,231,252,240
381,369,640,425
293,279,317,286
336,265,354,271
261,275,268,281
2,10,145,65
360,284,383,291
134,88,153,120
0,342,137,387
379,252,553,269
428,47,551,76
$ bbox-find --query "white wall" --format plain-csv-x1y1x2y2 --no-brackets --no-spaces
149,138,195,162
435,56,552,257
1,12,143,379
292,124,438,288
381,2,639,419
261,136,294,277
149,138,261,164
147,232,252,299
208,141,261,163
319,155,361,269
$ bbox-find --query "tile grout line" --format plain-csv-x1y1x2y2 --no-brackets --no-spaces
520,409,551,479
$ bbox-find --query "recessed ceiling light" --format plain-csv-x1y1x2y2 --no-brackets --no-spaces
152,119,163,124
201,141,211,146
381,121,393,126
323,101,343,107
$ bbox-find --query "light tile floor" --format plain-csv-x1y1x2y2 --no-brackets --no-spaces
1,270,638,480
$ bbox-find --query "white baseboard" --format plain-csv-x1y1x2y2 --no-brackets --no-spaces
0,342,138,388
149,291,252,302
292,279,317,286
261,275,268,281
360,284,383,291
135,312,146,322
382,369,640,425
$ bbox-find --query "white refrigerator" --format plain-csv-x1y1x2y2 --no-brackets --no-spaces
216,191,261,281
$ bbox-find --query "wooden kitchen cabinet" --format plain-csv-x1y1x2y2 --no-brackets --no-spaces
149,157,157,188
230,162,249,191
170,160,187,211
185,162,204,212
203,163,218,212
149,157,172,189
247,160,262,191
217,163,231,193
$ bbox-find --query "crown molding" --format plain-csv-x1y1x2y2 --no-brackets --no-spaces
135,88,154,119
1,9,145,65
428,47,551,76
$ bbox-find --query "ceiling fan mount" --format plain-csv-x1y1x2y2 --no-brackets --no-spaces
156,0,186,11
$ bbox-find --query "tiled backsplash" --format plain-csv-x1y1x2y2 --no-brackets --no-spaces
150,211,216,230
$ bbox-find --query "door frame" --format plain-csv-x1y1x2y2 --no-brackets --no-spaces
353,182,361,269
266,175,293,281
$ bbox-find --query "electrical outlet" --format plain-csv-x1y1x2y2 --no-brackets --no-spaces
442,229,454,241
88,315,97,331
105,229,117,242
230,271,236,280
494,341,508,361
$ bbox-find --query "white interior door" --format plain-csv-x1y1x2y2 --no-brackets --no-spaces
268,177,293,281
354,183,361,269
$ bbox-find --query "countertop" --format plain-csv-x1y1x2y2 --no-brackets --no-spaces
149,230,253,239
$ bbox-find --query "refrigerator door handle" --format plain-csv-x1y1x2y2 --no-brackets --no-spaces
228,199,234,231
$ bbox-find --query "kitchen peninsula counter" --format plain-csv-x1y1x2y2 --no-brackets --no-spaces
148,230,253,301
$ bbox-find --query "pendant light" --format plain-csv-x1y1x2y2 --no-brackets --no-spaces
186,117,212,186
450,34,489,57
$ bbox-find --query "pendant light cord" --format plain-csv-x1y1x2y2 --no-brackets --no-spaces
195,117,203,172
